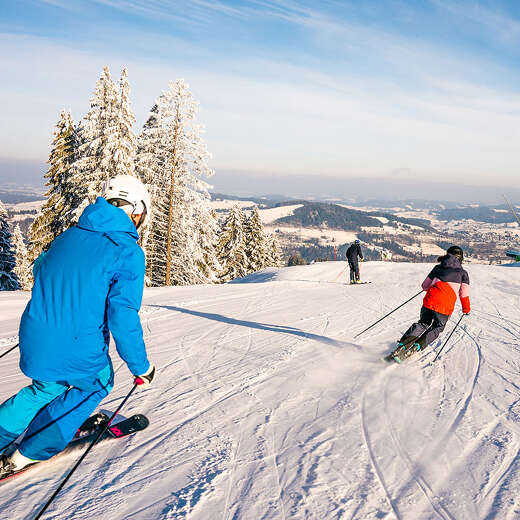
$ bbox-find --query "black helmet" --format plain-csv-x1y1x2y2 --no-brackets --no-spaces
447,245,464,262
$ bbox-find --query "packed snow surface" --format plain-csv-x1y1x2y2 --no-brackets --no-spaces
1,261,520,519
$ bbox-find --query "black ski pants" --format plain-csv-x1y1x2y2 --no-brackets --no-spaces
348,260,360,282
400,306,450,349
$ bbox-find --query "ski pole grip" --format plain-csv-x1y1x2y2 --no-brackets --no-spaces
135,377,145,385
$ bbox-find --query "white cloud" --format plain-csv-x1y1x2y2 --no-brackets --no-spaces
1,6,519,186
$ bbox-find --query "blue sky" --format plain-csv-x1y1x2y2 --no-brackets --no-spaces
2,0,520,188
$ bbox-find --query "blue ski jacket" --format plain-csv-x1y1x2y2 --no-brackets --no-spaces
19,197,150,383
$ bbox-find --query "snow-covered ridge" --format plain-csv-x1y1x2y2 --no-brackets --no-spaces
258,204,304,224
1,261,520,518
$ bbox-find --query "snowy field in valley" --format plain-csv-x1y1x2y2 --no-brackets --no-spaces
263,225,358,247
1,261,520,519
258,205,304,224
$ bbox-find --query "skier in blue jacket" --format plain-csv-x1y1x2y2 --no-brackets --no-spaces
0,175,155,475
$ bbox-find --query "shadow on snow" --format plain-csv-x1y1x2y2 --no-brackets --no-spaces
149,305,358,350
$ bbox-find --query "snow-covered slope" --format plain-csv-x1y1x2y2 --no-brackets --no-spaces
1,262,519,519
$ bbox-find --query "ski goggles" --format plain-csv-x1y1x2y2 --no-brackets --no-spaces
107,198,148,228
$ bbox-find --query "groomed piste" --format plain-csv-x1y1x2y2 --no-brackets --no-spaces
1,261,519,519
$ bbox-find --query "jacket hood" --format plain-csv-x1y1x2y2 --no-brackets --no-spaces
77,197,139,240
438,253,462,269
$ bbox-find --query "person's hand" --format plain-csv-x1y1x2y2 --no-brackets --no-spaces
463,312,470,316
134,364,155,388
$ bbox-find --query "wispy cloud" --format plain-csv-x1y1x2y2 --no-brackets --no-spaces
91,0,248,24
1,30,518,185
433,0,520,45
2,0,520,186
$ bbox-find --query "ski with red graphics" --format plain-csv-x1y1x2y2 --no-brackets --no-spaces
0,414,149,483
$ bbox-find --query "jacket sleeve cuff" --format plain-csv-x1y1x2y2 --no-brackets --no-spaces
422,277,433,291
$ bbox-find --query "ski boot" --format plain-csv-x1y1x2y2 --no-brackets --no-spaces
388,336,423,363
0,455,15,478
0,450,39,477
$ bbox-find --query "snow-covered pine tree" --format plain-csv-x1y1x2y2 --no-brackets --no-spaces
114,67,137,177
0,201,19,291
217,204,248,282
194,207,221,283
244,206,270,273
12,225,32,290
137,80,219,286
136,104,168,285
29,110,77,260
69,66,122,215
161,79,216,286
266,233,283,267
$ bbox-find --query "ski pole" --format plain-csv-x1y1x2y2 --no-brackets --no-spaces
354,290,423,339
34,382,140,520
433,314,465,362
333,267,347,282
0,343,18,360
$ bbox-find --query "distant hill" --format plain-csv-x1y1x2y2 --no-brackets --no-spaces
275,202,382,230
0,190,45,204
436,205,517,224
273,202,433,232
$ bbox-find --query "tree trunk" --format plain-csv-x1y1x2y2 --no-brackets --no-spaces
165,106,180,286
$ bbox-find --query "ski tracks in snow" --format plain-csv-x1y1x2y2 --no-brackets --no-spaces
4,263,520,519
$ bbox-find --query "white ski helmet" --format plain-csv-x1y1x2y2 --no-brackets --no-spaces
103,175,151,227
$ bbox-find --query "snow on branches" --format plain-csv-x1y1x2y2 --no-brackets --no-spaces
244,206,270,272
29,110,78,261
217,204,284,282
136,79,219,286
217,204,248,282
27,67,268,288
0,201,19,291
115,68,137,177
12,225,32,290
71,66,138,216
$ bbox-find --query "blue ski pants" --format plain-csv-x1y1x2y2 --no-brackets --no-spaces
0,363,113,460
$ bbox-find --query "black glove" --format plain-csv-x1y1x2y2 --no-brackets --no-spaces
134,364,155,388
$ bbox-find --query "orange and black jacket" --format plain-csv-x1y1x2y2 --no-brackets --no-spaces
421,254,470,316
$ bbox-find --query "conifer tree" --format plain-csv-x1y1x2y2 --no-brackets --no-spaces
160,79,216,285
266,233,283,267
196,209,222,283
244,206,270,273
114,67,137,176
12,225,32,290
0,201,19,291
136,104,168,285
29,110,77,260
137,80,219,286
70,66,121,212
217,205,248,282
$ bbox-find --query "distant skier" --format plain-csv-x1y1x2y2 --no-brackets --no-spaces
0,175,155,476
346,239,364,284
388,246,470,363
